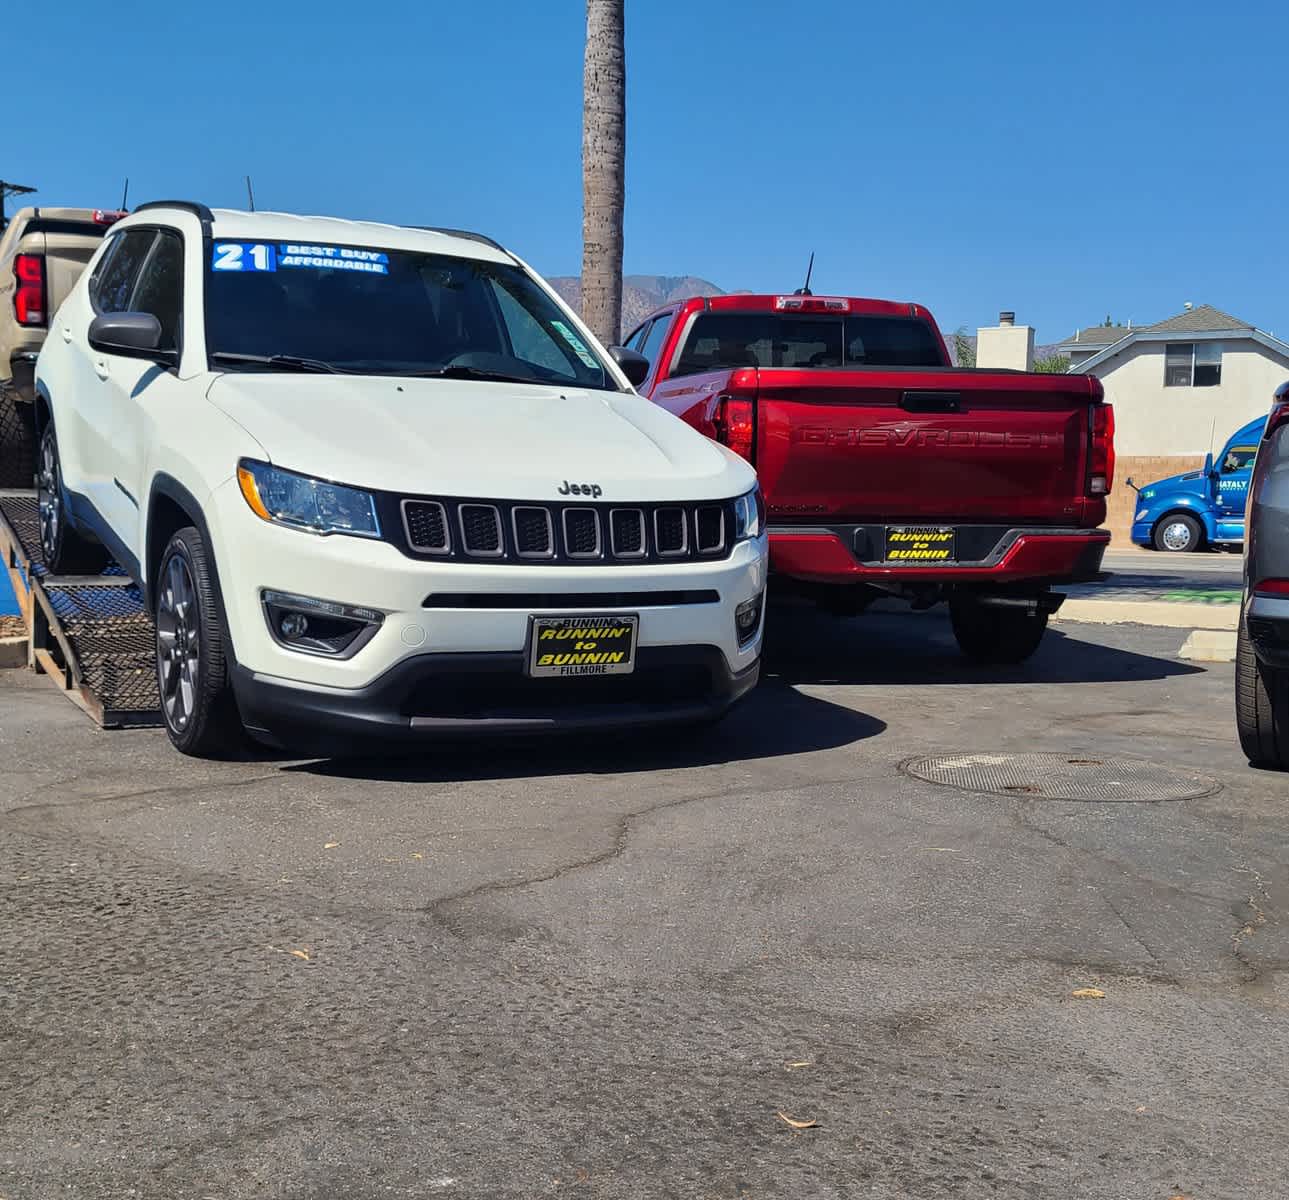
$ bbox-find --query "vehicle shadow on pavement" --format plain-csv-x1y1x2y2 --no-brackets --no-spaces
286,684,885,783
764,606,1205,687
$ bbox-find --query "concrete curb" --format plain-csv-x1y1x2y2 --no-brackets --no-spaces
0,635,28,670
1178,630,1238,662
1054,598,1239,631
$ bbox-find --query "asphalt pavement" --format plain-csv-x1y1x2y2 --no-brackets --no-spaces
1,605,1286,1199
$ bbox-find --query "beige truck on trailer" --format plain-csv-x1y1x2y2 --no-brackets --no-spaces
0,206,124,484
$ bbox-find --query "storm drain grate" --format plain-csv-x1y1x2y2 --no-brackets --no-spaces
900,753,1220,803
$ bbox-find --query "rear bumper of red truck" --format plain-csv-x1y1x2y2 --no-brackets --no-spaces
768,525,1110,585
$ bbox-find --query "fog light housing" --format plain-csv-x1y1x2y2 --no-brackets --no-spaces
262,590,384,658
280,612,309,639
735,592,764,646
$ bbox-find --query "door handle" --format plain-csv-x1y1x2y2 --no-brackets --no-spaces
93,357,110,380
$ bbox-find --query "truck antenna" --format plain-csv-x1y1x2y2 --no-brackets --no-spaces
120,177,129,211
245,175,256,212
794,251,814,296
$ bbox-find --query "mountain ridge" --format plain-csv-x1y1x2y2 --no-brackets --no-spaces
545,274,725,335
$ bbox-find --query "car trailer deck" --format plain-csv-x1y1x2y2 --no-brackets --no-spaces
0,490,159,727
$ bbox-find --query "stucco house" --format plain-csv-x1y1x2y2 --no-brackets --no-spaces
1055,305,1289,539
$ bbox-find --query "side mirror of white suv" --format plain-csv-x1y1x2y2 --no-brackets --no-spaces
87,313,175,365
608,345,649,386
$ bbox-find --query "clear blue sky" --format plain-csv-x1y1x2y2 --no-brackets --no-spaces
14,0,1288,342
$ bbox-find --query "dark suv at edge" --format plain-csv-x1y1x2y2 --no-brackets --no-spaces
1237,380,1289,768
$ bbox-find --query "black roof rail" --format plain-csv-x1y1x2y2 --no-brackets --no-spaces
132,200,215,231
410,225,507,252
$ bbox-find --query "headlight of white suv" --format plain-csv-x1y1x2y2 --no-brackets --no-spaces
237,459,381,538
732,485,765,541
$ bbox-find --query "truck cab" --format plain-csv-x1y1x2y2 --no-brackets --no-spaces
1129,416,1264,552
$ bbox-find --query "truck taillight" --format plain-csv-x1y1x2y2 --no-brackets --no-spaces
93,210,127,225
714,396,754,463
1088,402,1114,496
14,254,46,327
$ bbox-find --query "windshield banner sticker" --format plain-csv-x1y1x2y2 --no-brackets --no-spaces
212,243,389,275
550,320,600,369
212,243,277,272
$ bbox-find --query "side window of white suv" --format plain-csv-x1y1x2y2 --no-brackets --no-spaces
90,229,156,314
129,231,184,352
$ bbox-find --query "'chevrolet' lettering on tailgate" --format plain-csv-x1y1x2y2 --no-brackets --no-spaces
794,427,1063,449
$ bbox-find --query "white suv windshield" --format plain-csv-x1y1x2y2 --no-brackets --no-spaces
205,241,617,389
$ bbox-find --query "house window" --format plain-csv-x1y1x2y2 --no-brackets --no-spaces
1164,341,1222,387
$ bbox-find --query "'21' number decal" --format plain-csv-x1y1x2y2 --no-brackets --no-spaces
211,243,276,272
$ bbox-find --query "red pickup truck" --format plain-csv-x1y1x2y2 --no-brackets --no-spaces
624,293,1114,662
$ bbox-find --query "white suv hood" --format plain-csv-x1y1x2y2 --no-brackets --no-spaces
206,374,753,502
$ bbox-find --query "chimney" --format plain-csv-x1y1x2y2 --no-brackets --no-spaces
976,310,1035,372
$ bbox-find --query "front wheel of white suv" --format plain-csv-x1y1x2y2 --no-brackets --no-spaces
155,526,243,757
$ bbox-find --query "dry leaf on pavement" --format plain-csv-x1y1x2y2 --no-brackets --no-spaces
324,842,340,849
1071,987,1106,999
776,1111,818,1129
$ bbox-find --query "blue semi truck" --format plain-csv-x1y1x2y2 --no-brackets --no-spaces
1128,415,1264,552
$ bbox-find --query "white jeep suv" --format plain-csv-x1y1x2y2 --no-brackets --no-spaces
34,203,766,756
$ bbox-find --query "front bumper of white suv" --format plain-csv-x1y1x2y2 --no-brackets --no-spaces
206,477,767,749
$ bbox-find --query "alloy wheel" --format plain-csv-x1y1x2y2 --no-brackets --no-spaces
1161,521,1194,551
156,554,201,732
37,431,60,563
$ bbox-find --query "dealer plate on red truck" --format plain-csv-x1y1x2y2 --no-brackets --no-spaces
527,614,639,677
885,527,956,562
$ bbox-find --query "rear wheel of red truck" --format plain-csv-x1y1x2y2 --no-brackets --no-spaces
949,595,1048,664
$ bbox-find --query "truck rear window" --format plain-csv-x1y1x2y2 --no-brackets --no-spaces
21,219,109,238
672,312,945,376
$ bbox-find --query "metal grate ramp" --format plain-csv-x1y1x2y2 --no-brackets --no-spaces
0,490,160,727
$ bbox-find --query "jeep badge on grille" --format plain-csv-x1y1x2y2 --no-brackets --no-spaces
558,480,603,498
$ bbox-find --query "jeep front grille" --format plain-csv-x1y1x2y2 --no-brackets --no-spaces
459,504,503,556
402,500,450,554
397,496,737,566
512,507,554,558
563,509,601,558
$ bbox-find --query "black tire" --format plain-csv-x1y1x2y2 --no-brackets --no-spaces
36,421,109,574
1236,605,1289,769
950,595,1048,664
0,390,36,487
1152,512,1204,553
155,526,244,757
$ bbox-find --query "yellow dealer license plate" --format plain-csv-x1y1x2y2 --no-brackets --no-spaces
885,526,956,563
527,614,639,678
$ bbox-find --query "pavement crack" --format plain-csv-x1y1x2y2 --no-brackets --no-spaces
1099,891,1170,974
423,787,716,927
1230,866,1272,983
0,771,283,824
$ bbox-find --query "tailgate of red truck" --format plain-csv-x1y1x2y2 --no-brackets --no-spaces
749,365,1111,584
754,366,1105,526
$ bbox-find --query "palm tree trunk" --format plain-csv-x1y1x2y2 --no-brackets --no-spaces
581,0,625,348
